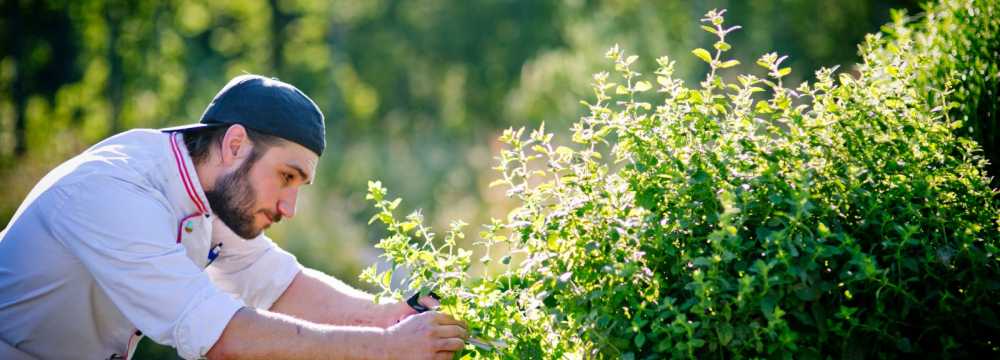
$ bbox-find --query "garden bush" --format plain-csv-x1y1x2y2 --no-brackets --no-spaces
894,0,999,187
361,1,1000,358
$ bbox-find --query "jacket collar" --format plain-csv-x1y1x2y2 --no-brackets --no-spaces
165,132,214,223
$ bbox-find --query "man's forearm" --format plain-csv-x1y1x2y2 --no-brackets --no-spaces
208,304,469,360
207,307,386,360
270,268,404,328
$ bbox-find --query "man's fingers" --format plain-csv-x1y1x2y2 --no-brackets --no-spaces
435,338,466,352
419,295,441,309
432,312,467,329
432,324,468,339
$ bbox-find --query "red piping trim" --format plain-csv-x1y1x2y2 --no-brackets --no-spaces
170,134,206,212
168,134,199,212
173,134,208,213
169,133,207,213
124,329,142,360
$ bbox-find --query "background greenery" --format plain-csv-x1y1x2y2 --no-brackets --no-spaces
13,0,994,358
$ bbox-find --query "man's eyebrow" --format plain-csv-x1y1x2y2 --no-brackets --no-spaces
286,163,313,185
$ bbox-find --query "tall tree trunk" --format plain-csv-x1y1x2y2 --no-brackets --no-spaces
267,0,290,74
105,0,124,135
11,1,26,157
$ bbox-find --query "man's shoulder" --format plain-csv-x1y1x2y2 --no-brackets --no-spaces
91,128,169,150
31,129,172,203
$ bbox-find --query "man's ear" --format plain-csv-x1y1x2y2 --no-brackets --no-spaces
219,124,252,166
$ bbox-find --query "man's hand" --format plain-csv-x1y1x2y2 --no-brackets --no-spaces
383,311,468,360
270,269,451,329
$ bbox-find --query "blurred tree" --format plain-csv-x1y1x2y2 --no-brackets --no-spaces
1,0,79,156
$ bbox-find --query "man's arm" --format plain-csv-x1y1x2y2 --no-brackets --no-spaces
206,306,467,360
268,268,417,328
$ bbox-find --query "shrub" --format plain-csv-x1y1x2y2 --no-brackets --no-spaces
893,0,999,187
362,1,1000,358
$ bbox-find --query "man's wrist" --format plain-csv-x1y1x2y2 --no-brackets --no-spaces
392,300,411,326
372,300,413,328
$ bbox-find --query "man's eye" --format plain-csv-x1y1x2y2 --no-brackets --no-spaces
282,173,293,184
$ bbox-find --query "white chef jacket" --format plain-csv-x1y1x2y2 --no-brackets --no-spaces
0,129,303,359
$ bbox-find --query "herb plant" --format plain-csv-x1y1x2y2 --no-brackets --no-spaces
362,1,1000,358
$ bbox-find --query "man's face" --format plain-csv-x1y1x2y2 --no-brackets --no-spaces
205,140,318,239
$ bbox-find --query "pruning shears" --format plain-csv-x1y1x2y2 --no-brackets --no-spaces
405,291,508,352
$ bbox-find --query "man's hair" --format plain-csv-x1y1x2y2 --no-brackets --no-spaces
183,125,285,166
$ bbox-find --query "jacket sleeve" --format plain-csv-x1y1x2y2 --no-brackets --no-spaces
44,178,243,360
206,220,303,310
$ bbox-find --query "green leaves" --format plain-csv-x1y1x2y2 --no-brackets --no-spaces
362,2,1000,358
692,48,713,64
719,60,740,69
381,268,393,288
757,52,792,84
634,332,646,347
633,81,652,92
624,55,639,66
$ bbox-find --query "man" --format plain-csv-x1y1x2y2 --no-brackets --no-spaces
0,75,467,359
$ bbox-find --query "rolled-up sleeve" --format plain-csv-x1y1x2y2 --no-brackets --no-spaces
44,179,243,360
206,224,302,309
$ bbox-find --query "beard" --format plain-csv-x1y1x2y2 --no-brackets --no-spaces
204,157,278,239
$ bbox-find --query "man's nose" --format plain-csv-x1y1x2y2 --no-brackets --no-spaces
278,188,298,219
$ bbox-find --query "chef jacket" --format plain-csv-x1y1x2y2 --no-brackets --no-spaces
0,129,303,359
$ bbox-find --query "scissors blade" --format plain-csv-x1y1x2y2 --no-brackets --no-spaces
468,337,494,351
468,336,508,351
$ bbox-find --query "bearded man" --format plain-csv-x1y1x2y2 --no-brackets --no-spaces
0,75,466,360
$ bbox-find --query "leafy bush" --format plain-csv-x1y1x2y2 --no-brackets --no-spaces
893,0,999,187
362,1,1000,358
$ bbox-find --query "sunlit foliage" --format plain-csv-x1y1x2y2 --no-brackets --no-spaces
365,1,999,357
